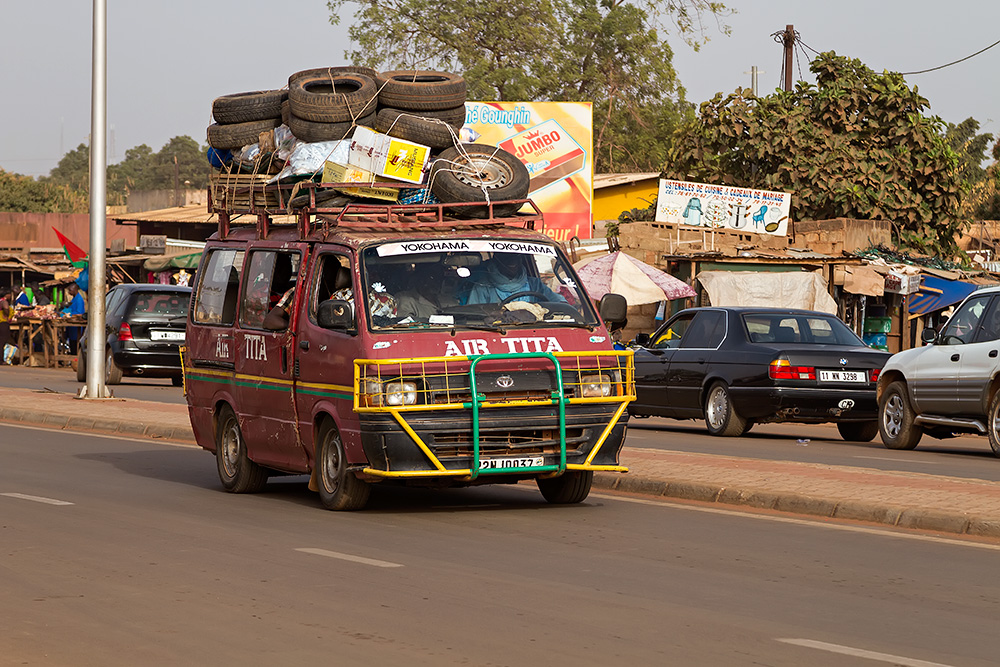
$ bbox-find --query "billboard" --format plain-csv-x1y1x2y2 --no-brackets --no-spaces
462,102,593,242
654,179,792,236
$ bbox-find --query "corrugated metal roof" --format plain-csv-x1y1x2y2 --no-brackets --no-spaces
593,173,659,190
112,204,215,224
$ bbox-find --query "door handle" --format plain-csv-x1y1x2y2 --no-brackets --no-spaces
991,350,998,358
951,354,960,362
299,340,310,351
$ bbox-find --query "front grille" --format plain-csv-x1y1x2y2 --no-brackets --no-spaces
430,427,587,459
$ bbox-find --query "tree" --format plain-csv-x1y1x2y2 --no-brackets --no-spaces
47,143,91,191
946,117,992,184
664,52,967,257
0,169,88,213
326,0,730,172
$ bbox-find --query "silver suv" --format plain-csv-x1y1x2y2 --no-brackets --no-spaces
877,286,1000,455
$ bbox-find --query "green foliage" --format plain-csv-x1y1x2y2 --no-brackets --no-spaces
0,169,88,213
945,117,992,184
327,0,727,172
665,52,968,258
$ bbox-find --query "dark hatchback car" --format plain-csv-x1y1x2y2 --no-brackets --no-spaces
629,307,892,440
77,284,192,385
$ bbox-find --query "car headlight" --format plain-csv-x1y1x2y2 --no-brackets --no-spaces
581,373,613,398
384,381,417,406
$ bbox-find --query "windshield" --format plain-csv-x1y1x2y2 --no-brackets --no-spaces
742,313,864,346
360,239,600,330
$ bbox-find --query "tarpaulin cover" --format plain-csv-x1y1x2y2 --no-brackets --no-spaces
143,252,202,272
907,274,977,315
696,270,838,314
574,251,696,305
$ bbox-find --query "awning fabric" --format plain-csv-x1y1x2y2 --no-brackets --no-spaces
696,270,838,314
908,275,977,315
143,252,202,272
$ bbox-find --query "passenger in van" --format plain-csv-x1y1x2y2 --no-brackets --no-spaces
262,286,295,331
465,254,564,306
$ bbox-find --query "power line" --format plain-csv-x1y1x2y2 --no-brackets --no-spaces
900,37,1000,74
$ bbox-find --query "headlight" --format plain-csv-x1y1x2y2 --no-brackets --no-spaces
384,381,417,406
581,373,613,398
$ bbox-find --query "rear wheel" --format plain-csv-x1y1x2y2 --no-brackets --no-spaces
76,352,86,382
537,470,593,504
105,349,122,385
316,420,370,511
987,392,1000,458
837,420,879,442
171,375,184,388
878,380,922,450
704,382,747,437
215,405,268,493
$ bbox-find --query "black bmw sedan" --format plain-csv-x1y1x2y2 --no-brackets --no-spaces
629,307,892,441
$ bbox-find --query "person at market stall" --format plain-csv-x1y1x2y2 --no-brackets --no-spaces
14,284,34,307
0,289,13,363
60,283,86,353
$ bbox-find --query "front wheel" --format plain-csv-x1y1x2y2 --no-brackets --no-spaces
987,392,1000,458
537,470,593,504
215,405,268,493
76,353,86,382
837,421,879,442
105,349,122,385
704,382,748,437
316,420,370,511
878,381,922,450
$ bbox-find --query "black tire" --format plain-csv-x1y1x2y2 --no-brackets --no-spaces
105,348,122,385
171,375,184,388
288,73,378,124
215,405,268,493
289,66,381,88
286,112,374,144
703,382,747,437
207,118,281,150
280,99,290,125
429,143,530,218
76,352,86,382
212,90,286,124
986,391,1000,457
878,380,922,450
316,420,370,511
376,108,459,149
379,105,466,130
378,70,467,111
537,470,593,504
837,420,879,442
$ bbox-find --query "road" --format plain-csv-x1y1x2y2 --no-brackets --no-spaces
2,422,999,665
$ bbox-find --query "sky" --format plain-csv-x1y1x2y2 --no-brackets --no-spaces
1,1,998,178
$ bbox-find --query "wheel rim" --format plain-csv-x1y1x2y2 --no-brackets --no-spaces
991,399,1000,443
321,432,342,495
221,418,241,478
706,387,728,430
453,155,513,190
883,394,904,439
105,351,113,382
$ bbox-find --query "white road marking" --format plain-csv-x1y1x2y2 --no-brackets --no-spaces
0,421,199,448
855,455,939,465
776,638,954,666
584,492,1000,551
295,548,403,568
1,492,74,506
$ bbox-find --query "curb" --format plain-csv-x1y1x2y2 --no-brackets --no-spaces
592,471,1000,540
0,406,197,446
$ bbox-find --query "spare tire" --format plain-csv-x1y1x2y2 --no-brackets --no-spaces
289,66,382,88
287,112,375,144
376,108,458,150
379,105,466,130
288,73,378,124
430,143,529,218
207,118,282,150
378,70,466,111
212,90,287,124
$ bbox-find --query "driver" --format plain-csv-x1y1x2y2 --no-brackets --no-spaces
465,253,564,305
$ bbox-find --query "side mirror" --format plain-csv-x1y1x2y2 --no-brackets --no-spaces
920,327,938,344
634,332,651,347
318,300,354,330
598,293,627,324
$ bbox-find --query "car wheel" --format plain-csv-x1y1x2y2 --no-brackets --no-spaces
878,380,922,450
837,421,879,442
704,382,748,437
171,375,184,387
537,470,593,504
76,352,86,382
987,392,1000,458
215,405,268,493
105,349,123,385
316,419,370,511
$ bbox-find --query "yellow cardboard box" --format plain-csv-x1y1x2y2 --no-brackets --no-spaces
322,161,399,202
347,126,430,184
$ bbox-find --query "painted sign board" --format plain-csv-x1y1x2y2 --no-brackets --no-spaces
462,102,593,242
654,179,792,236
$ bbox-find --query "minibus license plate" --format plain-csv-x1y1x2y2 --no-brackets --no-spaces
819,370,865,382
479,456,544,470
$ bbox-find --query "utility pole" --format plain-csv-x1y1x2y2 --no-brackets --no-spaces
782,24,795,92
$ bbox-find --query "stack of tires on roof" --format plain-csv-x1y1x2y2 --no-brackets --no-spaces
206,66,530,218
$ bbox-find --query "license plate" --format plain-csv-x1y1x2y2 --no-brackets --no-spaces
819,369,866,383
150,330,185,342
479,456,544,470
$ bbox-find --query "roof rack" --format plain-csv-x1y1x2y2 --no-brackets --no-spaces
208,179,544,240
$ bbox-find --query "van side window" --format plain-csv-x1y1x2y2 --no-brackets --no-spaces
194,249,245,325
310,254,353,323
241,250,301,330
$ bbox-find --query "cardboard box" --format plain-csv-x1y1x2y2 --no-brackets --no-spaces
347,126,430,184
322,161,399,202
498,119,585,194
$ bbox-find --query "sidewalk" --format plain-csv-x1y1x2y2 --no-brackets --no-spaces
3,385,1000,539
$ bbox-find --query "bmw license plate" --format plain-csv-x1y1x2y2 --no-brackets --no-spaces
150,330,185,342
479,456,544,470
819,369,865,382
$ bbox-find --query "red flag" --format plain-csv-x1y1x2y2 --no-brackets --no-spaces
52,228,88,265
